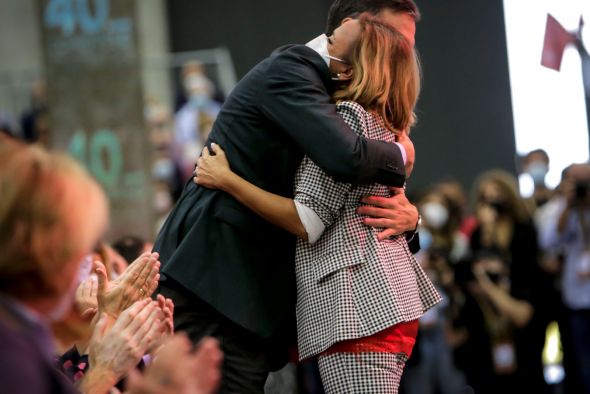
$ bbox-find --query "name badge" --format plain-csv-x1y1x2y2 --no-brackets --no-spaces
492,341,517,375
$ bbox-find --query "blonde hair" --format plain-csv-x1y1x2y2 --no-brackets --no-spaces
0,140,107,299
334,15,421,132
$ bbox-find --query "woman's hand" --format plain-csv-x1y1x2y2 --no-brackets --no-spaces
193,143,233,191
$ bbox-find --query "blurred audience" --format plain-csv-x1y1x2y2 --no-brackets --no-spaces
20,80,49,145
0,139,109,393
435,180,477,239
538,163,590,394
401,184,469,394
0,139,222,394
145,98,185,233
0,110,15,138
521,149,553,211
453,170,550,394
173,61,221,180
112,235,151,265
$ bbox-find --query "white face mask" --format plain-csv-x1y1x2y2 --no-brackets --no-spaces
152,158,175,182
183,74,212,106
306,34,349,80
154,190,172,214
422,202,449,230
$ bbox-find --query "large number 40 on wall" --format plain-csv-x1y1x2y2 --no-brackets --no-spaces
68,130,123,189
44,0,110,36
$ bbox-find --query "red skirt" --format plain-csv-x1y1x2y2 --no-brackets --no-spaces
321,320,419,358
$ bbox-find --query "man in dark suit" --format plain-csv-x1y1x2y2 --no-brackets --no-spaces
154,1,422,392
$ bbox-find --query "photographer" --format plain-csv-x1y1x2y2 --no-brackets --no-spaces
453,170,548,394
538,163,590,394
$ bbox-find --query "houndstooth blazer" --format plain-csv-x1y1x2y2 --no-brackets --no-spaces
294,101,441,360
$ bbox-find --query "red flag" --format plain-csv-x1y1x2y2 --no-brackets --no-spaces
541,14,577,71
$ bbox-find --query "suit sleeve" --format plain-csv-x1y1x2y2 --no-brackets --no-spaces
260,47,406,187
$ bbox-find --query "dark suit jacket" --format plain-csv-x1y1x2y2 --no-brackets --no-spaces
154,44,407,340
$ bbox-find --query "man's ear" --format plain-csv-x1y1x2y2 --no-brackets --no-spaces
340,17,354,25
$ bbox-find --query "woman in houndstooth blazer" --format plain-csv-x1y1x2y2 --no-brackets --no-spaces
196,16,440,393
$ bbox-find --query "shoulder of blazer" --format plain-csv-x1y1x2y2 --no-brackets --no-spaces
268,44,332,87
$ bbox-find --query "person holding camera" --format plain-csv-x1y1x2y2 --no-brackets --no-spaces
538,163,590,394
453,170,548,394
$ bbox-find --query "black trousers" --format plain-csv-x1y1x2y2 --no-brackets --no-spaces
157,276,274,394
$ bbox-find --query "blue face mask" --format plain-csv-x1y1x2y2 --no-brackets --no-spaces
526,161,549,186
184,74,213,107
152,158,175,182
189,93,209,108
419,227,433,251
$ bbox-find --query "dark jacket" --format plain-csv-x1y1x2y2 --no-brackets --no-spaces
154,44,407,339
0,298,78,394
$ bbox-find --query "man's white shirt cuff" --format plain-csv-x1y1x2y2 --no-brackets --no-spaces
294,201,325,244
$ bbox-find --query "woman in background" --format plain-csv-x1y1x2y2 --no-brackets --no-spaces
453,170,549,394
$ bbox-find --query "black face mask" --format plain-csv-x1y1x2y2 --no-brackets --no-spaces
575,182,590,201
486,271,503,284
487,200,508,215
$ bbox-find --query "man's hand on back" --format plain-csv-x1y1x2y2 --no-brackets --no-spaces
357,187,419,240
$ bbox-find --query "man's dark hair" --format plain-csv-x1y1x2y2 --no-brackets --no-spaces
525,148,550,164
326,0,421,36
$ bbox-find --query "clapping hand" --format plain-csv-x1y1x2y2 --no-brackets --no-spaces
95,252,160,319
85,300,165,386
74,275,99,319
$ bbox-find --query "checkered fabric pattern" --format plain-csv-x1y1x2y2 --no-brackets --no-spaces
318,351,408,393
294,101,441,360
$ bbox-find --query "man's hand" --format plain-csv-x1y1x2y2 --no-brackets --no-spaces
95,252,160,319
357,187,419,240
396,129,415,177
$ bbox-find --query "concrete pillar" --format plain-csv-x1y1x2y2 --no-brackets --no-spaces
0,0,43,132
